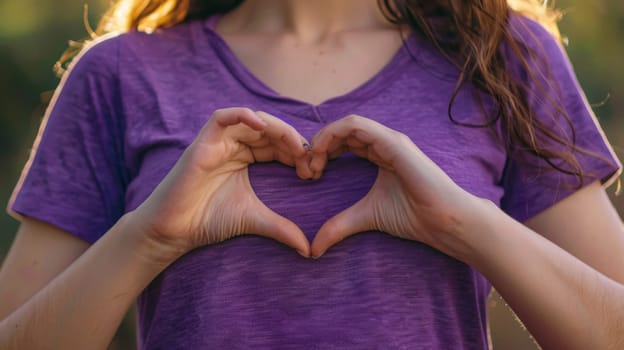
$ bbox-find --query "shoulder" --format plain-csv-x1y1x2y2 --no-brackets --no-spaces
64,32,122,80
500,12,579,92
504,13,568,69
68,19,207,77
116,20,206,60
507,13,560,46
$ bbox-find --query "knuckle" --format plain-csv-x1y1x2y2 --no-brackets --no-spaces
343,114,362,124
211,108,227,117
239,107,255,116
395,131,412,144
287,127,301,142
212,107,253,117
323,220,342,239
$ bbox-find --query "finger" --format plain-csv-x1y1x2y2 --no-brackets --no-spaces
309,115,378,173
250,146,296,166
310,116,370,172
245,137,310,162
198,107,267,142
328,139,367,159
254,111,308,158
295,152,314,180
309,152,327,180
215,108,267,130
311,115,406,170
310,197,375,258
311,131,345,161
327,145,349,160
344,145,386,166
249,200,311,257
312,116,383,153
250,111,314,177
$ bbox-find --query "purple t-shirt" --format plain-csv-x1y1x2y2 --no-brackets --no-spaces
9,14,620,349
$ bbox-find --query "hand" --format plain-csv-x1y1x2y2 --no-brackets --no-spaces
308,115,479,258
129,108,312,260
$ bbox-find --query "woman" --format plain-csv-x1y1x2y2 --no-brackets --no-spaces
1,0,623,348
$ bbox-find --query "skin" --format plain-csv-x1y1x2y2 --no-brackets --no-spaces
307,116,624,349
1,0,624,348
215,0,406,105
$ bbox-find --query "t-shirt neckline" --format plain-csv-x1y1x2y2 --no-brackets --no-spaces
201,14,413,113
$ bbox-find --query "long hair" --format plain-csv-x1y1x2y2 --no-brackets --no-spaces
59,0,596,185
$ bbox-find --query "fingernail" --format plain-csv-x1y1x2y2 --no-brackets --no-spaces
303,143,311,151
255,112,268,125
311,251,325,259
297,250,309,258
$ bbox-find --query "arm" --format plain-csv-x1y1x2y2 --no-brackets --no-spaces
0,214,178,349
0,108,311,349
0,219,89,320
308,115,624,350
525,181,624,285
459,183,624,350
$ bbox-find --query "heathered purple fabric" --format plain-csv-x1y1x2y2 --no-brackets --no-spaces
10,14,620,349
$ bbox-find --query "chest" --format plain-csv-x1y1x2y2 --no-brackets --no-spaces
218,30,406,105
117,33,508,220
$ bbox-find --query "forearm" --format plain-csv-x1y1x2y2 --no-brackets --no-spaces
0,213,183,349
446,198,624,350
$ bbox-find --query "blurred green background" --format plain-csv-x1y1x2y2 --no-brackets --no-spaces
0,1,622,349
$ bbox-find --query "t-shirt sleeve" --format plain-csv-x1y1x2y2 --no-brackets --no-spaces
499,16,621,222
8,36,127,244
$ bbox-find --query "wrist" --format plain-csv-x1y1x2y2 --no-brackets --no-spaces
427,194,503,266
118,211,189,268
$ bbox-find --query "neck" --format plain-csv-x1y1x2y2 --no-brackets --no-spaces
219,0,393,41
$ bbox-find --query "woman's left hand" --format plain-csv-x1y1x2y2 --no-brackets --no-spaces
308,115,482,258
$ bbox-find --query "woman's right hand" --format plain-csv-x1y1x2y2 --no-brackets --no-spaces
128,108,312,260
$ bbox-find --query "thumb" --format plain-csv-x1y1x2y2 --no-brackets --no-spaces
311,197,376,258
248,200,311,257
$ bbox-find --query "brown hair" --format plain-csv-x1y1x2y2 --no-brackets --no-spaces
59,0,599,186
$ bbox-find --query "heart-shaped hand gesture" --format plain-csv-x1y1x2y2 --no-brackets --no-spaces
129,110,475,262
308,115,475,258
130,108,312,258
